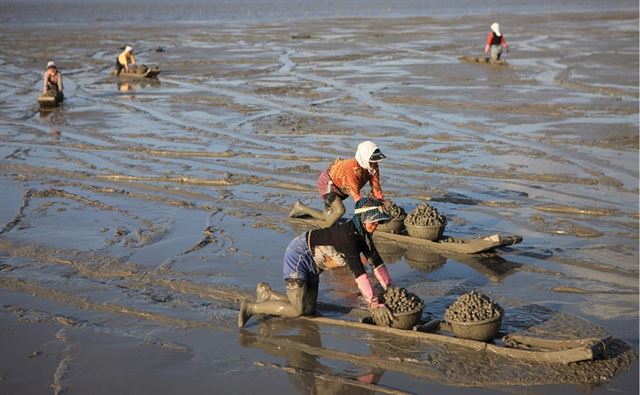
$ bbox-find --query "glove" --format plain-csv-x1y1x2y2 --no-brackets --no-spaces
506,47,510,53
370,302,394,327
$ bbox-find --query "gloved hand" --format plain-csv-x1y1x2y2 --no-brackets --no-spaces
506,47,510,53
370,302,394,327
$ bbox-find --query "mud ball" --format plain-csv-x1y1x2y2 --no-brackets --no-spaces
380,286,424,314
405,203,446,227
444,291,503,323
384,200,407,219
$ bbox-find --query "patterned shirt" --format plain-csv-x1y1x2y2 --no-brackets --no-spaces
307,220,383,278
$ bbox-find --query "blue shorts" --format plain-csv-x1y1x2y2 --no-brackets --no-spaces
283,233,319,282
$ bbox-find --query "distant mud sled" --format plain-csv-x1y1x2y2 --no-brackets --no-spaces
112,64,161,79
37,91,64,108
459,55,507,67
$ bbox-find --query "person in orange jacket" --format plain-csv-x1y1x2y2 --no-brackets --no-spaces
288,140,387,228
484,22,509,61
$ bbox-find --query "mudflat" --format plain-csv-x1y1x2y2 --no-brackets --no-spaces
0,5,638,395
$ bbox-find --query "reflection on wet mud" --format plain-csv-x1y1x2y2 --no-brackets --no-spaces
404,247,447,273
240,320,389,395
117,78,161,93
452,254,522,284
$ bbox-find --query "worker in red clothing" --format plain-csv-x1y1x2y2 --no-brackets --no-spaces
484,22,509,61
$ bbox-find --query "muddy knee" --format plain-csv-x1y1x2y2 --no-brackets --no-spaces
285,279,307,317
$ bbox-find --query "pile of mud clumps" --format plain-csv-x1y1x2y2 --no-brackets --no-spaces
384,200,407,219
380,286,424,314
405,203,446,226
444,291,503,322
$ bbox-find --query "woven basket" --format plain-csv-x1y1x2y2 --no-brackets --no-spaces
447,314,502,342
404,222,445,241
376,216,405,234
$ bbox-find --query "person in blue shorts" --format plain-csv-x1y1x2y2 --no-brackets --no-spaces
238,198,396,327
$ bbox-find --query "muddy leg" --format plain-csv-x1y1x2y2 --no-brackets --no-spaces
238,283,305,327
288,200,326,221
256,282,288,303
303,275,319,315
323,197,345,227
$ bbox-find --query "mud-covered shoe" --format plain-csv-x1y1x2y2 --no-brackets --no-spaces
288,200,306,218
256,282,272,303
237,300,252,328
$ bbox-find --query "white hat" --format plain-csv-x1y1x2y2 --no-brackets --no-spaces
490,23,501,36
125,46,133,53
46,61,56,68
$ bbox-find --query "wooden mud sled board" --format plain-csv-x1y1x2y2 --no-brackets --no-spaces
299,315,607,364
38,92,64,107
459,55,508,67
290,217,522,254
112,66,161,79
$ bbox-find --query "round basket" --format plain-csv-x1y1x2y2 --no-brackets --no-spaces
387,306,423,330
377,216,405,234
447,314,502,342
404,221,445,241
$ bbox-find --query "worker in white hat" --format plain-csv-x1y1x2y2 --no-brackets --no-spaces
42,61,63,96
115,45,136,75
484,22,509,61
288,140,388,228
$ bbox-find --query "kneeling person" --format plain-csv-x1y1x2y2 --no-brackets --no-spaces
239,198,395,327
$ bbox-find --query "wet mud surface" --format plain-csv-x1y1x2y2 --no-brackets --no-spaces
0,5,638,395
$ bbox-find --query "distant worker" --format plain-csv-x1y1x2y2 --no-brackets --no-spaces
42,61,63,96
115,46,136,75
288,141,387,228
239,198,396,328
484,23,509,61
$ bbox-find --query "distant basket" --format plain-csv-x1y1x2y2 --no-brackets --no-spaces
377,216,405,234
447,314,502,342
404,222,445,241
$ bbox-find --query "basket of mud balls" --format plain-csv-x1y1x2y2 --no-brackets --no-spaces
444,291,503,342
377,286,424,329
376,200,407,234
403,203,446,241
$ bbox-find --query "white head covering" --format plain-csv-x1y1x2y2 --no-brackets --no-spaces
490,23,501,36
125,46,133,53
355,141,385,172
46,61,56,68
